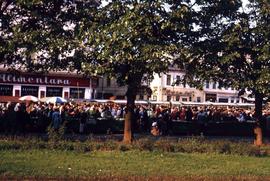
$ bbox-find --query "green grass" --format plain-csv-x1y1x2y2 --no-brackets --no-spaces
0,150,270,179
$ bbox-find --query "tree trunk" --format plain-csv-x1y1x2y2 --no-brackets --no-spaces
123,84,137,144
254,92,263,146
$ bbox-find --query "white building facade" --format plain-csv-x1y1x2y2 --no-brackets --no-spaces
95,67,241,103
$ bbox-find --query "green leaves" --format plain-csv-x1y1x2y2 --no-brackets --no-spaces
82,0,185,88
0,0,99,72
181,0,270,100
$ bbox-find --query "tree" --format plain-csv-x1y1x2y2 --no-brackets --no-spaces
82,0,192,143
181,0,270,146
0,0,99,72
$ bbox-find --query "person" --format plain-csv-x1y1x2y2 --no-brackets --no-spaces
186,107,193,122
79,108,87,134
52,107,62,131
197,109,206,135
151,121,160,136
179,107,186,121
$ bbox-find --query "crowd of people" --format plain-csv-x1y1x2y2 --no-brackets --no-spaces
0,101,270,136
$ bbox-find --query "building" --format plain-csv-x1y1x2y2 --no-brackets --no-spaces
95,76,127,99
95,67,241,103
0,70,96,100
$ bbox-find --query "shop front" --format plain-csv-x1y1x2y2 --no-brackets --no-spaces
0,71,94,100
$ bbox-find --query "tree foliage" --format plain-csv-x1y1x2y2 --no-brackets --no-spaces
83,0,189,87
0,0,98,72
179,0,270,145
183,0,270,99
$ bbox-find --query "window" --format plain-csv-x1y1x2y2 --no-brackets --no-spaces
197,97,201,102
70,88,85,99
212,82,216,89
167,95,171,101
219,98,228,103
107,77,111,87
176,75,180,85
139,94,144,100
182,97,188,102
166,75,171,86
176,95,180,101
46,87,63,97
0,85,13,96
205,81,209,89
91,89,95,99
205,93,217,102
21,86,39,97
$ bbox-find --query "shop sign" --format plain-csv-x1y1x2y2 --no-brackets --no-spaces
0,73,90,87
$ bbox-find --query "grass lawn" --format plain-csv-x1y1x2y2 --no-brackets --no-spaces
0,150,270,180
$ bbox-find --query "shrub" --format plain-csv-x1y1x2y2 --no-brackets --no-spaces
154,140,176,152
118,144,130,152
219,143,231,154
102,141,118,151
0,136,269,157
134,138,154,151
47,122,67,143
74,142,91,153
230,143,261,156
0,141,21,150
177,137,209,153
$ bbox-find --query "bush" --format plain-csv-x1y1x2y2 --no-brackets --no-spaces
102,141,118,151
47,122,67,143
118,144,130,152
230,143,261,156
134,138,154,151
177,137,209,153
74,142,91,153
0,136,269,157
154,140,176,152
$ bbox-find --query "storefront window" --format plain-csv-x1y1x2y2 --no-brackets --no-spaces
0,85,13,96
70,88,85,99
166,75,171,86
21,86,39,97
46,87,63,97
219,98,228,103
205,93,217,102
